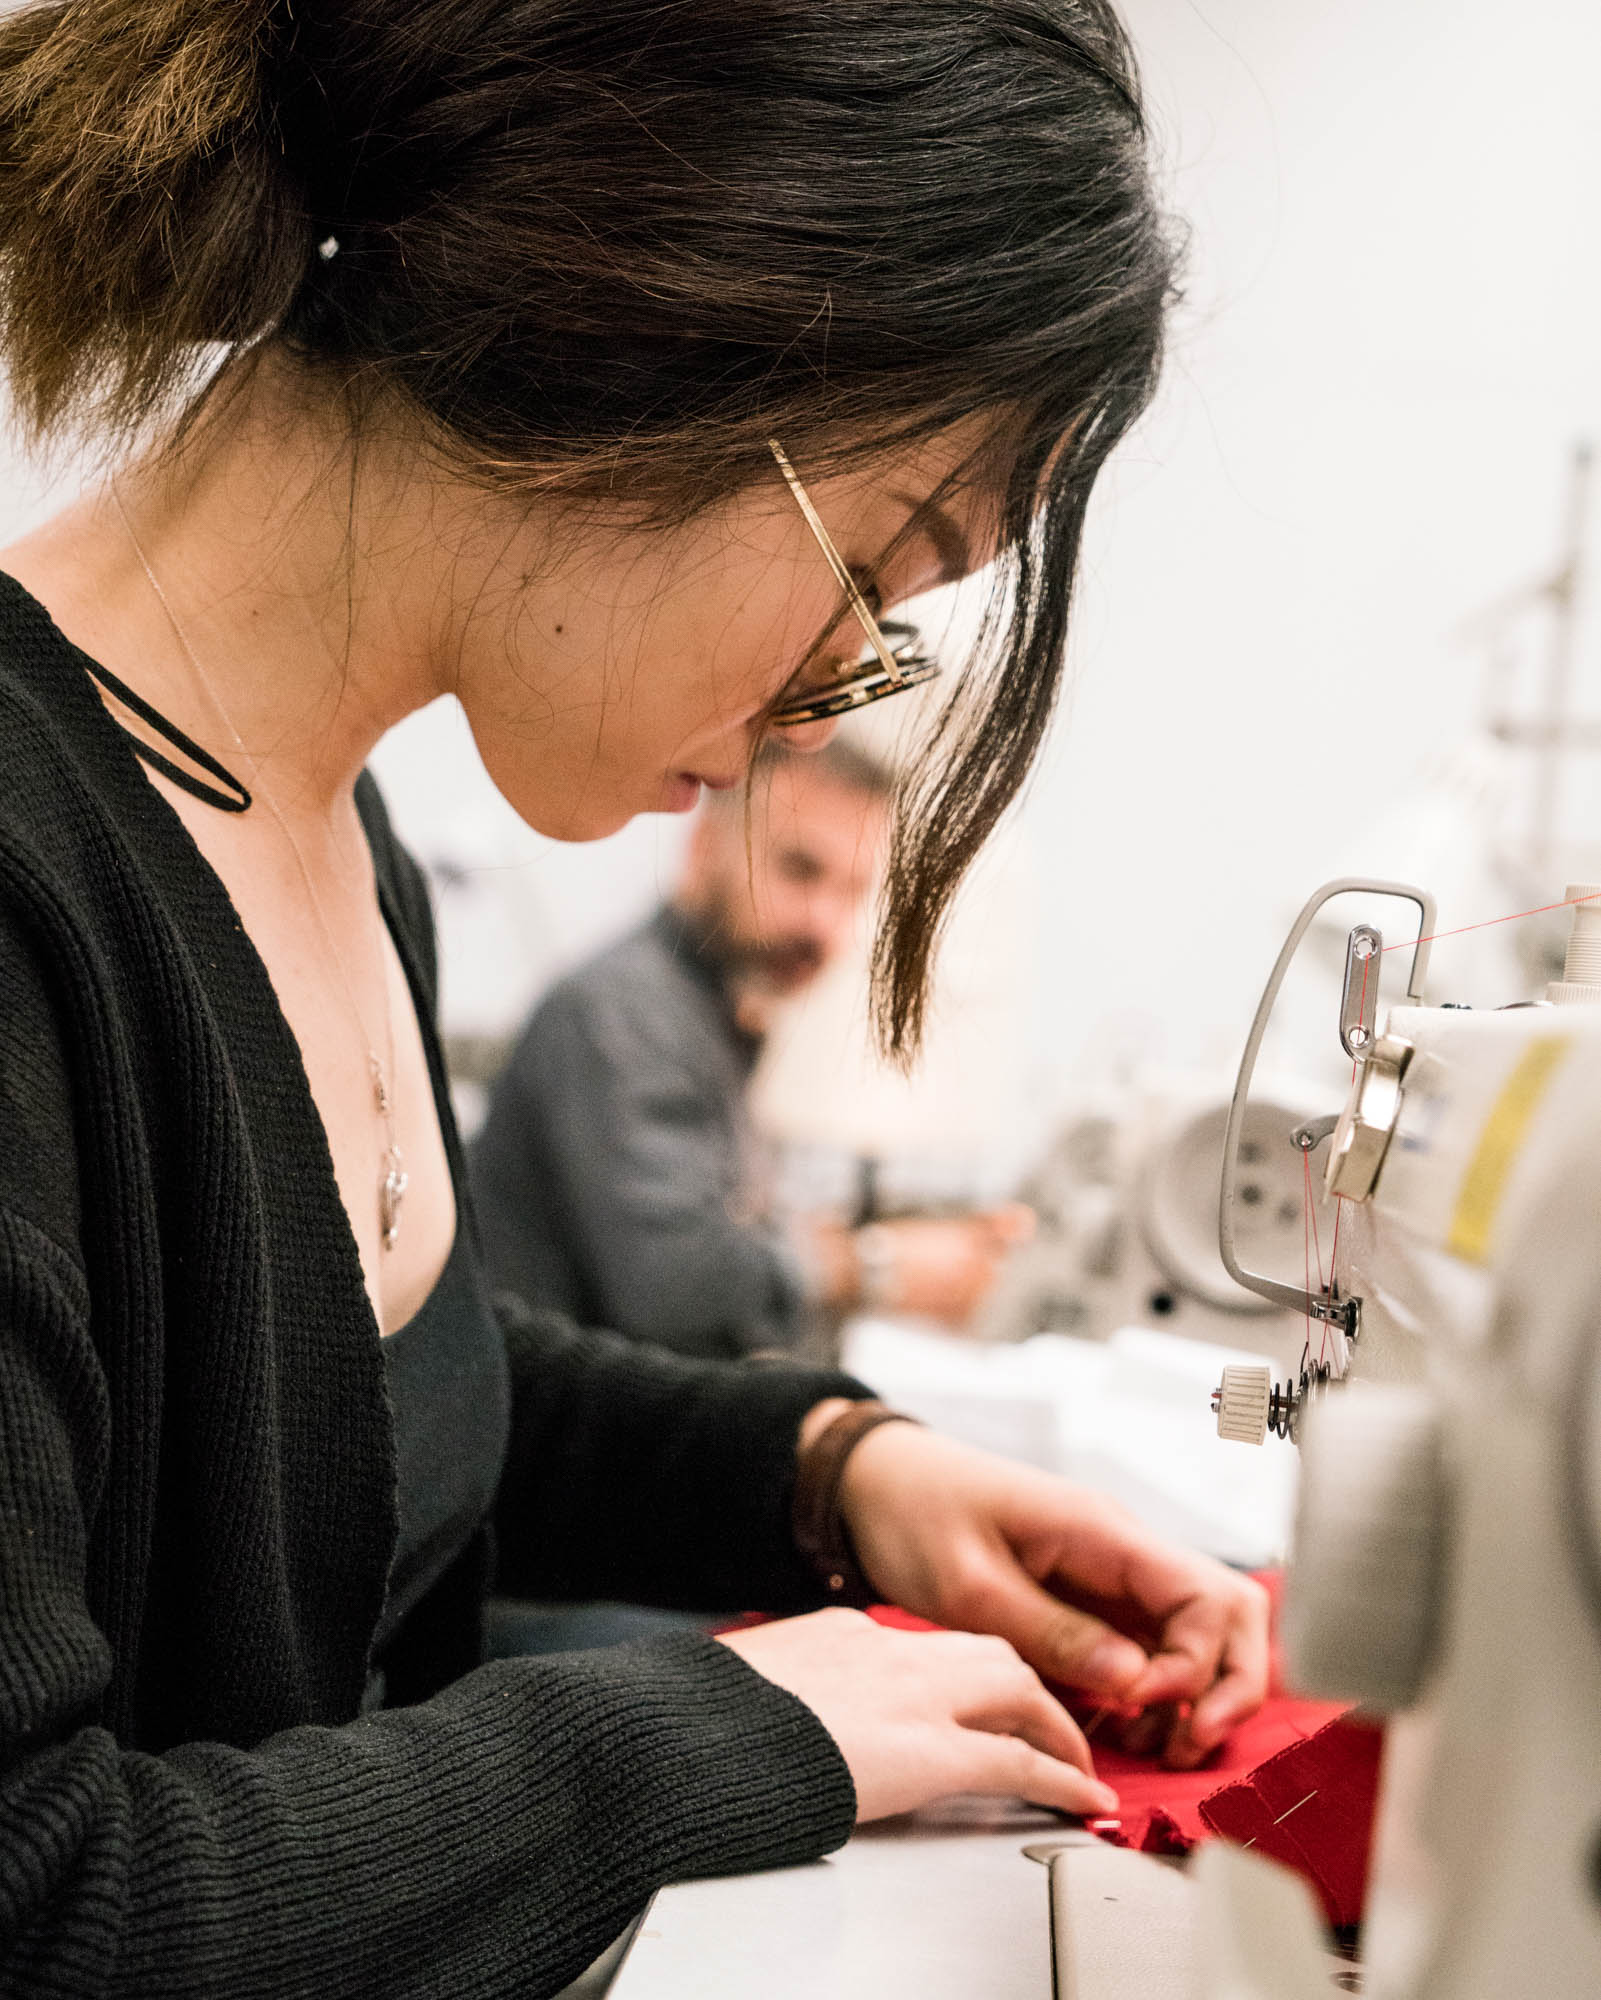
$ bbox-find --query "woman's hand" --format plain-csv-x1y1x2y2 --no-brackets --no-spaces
835,1422,1271,1769
717,1607,1120,1823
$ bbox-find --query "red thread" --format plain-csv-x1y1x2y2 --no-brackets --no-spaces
1379,889,1598,955
1303,1149,1326,1293
1302,1149,1316,1364
1306,1148,1331,1367
1318,952,1369,1365
1326,1195,1347,1366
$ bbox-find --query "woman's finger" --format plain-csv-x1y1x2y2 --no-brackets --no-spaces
953,1558,1152,1699
911,1632,1116,1803
1122,1611,1227,1709
957,1654,1099,1776
956,1729,1120,1816
1171,1649,1273,1765
1122,1569,1272,1712
1149,1595,1272,1767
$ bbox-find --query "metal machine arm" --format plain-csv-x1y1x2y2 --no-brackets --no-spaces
1218,878,1435,1321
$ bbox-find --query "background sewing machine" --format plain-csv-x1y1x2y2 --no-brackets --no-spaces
973,1072,1339,1357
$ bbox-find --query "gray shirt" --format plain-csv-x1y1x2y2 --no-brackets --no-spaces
469,907,810,1359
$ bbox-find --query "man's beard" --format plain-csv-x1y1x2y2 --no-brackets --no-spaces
683,901,825,993
738,936,825,989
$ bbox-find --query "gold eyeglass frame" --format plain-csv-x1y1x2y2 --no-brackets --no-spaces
765,440,941,727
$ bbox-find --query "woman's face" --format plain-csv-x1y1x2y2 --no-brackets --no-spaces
450,428,998,841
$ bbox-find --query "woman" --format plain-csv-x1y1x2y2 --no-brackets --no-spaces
0,2,1268,1993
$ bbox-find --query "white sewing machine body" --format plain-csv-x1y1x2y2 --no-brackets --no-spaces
1189,887,1601,2000
1269,999,1601,2000
1333,1002,1580,1377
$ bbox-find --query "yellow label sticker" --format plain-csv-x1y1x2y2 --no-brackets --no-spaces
1447,1036,1572,1264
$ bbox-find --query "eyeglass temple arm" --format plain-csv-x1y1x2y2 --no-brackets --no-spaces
768,440,904,683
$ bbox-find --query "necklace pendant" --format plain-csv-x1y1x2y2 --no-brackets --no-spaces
379,1148,409,1252
369,1054,393,1119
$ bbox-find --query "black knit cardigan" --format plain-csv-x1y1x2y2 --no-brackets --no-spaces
0,573,862,1998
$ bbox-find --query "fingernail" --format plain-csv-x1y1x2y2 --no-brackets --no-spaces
1083,1637,1144,1687
1091,1781,1120,1813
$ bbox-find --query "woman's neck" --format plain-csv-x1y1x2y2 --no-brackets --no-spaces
1,363,468,826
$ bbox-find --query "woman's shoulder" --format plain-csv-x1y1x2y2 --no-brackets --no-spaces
0,573,185,1260
0,871,85,1267
0,659,90,1272
0,574,127,960
0,568,142,851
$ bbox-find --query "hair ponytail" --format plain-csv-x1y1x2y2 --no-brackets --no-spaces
0,0,308,441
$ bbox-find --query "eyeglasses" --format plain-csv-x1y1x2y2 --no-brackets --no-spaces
765,440,941,727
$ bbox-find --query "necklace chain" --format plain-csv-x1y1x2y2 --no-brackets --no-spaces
112,486,408,1253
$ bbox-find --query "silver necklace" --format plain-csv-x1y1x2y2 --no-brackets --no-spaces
112,487,409,1253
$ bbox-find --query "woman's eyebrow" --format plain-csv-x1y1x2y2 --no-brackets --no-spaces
891,490,972,585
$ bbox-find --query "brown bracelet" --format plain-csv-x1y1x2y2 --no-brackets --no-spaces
792,1399,920,1607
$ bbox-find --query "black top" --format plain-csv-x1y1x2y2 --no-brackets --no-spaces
376,1223,509,1657
0,570,867,1998
470,906,810,1359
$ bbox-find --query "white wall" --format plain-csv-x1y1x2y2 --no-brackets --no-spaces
5,0,1599,1148
1048,0,1601,1086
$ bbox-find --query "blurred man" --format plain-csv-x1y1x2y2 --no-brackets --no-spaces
470,739,1028,1359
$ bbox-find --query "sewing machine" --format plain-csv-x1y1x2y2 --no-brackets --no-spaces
974,1074,1339,1358
1044,876,1601,1999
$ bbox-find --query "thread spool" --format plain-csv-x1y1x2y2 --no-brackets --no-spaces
1547,885,1601,1006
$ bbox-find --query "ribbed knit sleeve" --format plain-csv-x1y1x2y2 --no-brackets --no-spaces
492,1291,873,1611
0,1204,856,1999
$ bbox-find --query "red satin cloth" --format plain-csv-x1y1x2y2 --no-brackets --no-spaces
862,1578,1382,1930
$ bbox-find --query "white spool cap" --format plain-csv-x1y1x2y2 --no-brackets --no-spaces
1214,1363,1272,1447
1546,884,1601,1006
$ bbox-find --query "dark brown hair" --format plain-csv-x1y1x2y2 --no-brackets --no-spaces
0,0,1176,1056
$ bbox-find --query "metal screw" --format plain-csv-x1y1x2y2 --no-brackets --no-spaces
1348,1023,1371,1049
1352,933,1378,960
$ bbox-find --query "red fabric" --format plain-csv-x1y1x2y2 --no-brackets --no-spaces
863,1577,1382,1930
1082,1701,1383,1927
1078,1694,1348,1843
1196,1714,1383,1929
